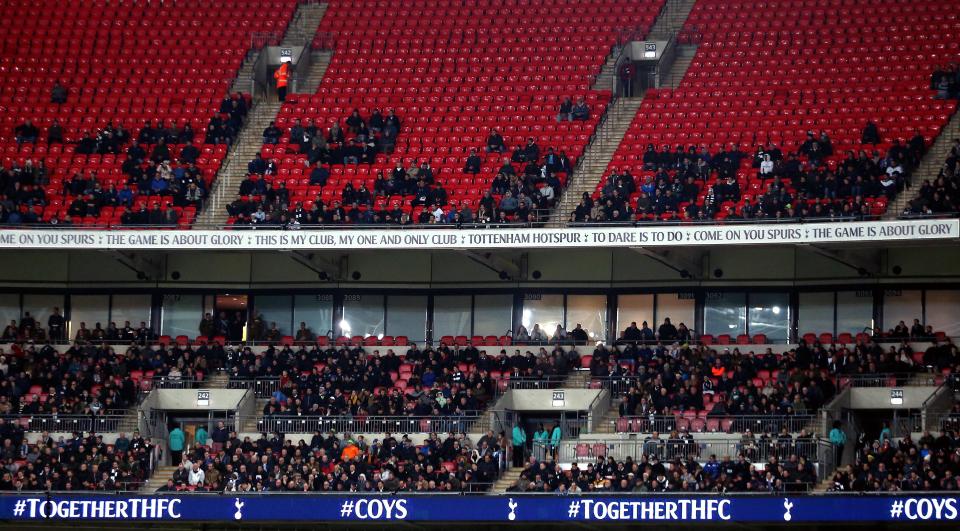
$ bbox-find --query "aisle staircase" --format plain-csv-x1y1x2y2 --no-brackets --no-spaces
491,467,524,493
141,464,178,493
547,97,645,226
885,107,960,218
647,0,697,40
195,1,333,228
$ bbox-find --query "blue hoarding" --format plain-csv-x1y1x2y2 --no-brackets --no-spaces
0,494,957,523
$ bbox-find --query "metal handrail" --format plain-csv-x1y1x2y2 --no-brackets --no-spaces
0,211,955,232
241,413,485,435
1,413,136,433
610,414,820,436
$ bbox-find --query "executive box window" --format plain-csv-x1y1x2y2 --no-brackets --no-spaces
111,294,152,329
293,295,334,339
341,294,384,338
522,294,563,337
798,292,835,336
836,291,873,336
882,290,922,332
433,295,471,339
617,294,654,335
255,295,293,336
161,294,204,338
656,293,696,332
474,294,513,337
566,294,607,341
748,292,790,342
386,295,427,341
69,295,109,337
703,292,746,337
925,290,960,337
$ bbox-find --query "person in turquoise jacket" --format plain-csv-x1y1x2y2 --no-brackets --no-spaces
194,425,208,447
511,424,527,467
828,420,846,466
550,423,562,460
168,426,185,465
533,424,549,458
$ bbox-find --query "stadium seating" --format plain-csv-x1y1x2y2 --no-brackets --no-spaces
586,0,960,222
228,0,666,226
0,0,299,227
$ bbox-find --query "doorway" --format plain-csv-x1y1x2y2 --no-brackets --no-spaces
214,294,248,341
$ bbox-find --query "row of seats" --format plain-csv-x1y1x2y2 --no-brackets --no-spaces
0,0,301,227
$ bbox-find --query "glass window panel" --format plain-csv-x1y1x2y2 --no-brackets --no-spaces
798,292,835,337
748,292,790,342
70,295,109,339
474,294,513,337
522,294,564,338
836,291,874,336
617,294,654,337
0,294,19,336
566,294,607,342
111,294,152,330
703,292,746,337
254,295,293,337
655,293,696,334
22,294,64,339
161,294,204,338
925,290,960,338
341,295,384,338
293,295,334,340
386,295,427,341
883,290,922,333
433,295,471,339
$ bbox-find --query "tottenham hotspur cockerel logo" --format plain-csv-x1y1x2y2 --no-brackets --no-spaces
507,498,518,521
783,498,793,521
234,498,244,520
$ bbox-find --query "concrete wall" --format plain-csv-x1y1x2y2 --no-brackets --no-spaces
142,389,248,411
1,245,958,289
500,389,602,411
841,387,938,410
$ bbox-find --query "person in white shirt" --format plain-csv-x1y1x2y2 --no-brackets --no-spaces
759,154,774,176
540,183,555,203
188,462,205,487
432,205,445,222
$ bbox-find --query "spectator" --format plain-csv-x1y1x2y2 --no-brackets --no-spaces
262,121,282,144
464,148,482,174
861,121,881,145
169,425,186,465
486,129,505,153
557,97,573,122
571,98,590,121
51,81,67,104
47,119,64,144
14,120,38,146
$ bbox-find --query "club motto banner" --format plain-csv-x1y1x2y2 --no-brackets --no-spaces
0,494,957,523
0,219,955,251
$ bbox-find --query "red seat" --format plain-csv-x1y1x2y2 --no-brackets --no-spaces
751,334,767,344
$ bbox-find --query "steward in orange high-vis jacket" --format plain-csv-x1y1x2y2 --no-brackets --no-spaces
274,62,289,102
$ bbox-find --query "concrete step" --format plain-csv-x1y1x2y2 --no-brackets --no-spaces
491,467,525,493
885,110,960,218
547,97,646,226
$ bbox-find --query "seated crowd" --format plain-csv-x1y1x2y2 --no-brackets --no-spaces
227,340,581,418
575,126,926,223
905,137,960,215
827,429,959,491
603,321,957,425
508,450,818,493
2,91,252,226
0,429,158,491
227,107,571,228
162,428,504,492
